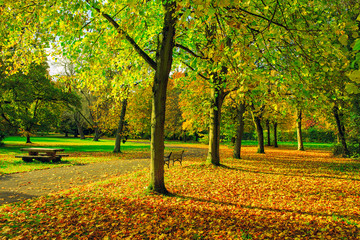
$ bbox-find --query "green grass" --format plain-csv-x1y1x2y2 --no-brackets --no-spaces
0,136,151,175
232,140,333,149
1,136,150,154
0,136,335,175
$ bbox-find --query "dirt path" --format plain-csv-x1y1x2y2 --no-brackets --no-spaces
0,158,150,205
0,146,208,206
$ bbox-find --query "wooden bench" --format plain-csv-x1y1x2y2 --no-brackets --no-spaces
15,155,61,163
16,148,67,163
164,150,184,168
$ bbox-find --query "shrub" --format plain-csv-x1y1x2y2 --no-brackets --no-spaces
332,142,360,158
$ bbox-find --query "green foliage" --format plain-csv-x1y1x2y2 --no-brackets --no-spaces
333,142,360,158
0,62,79,138
305,128,336,143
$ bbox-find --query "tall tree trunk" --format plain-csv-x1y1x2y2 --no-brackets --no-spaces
266,120,271,146
114,98,128,153
74,111,85,139
296,109,304,151
65,131,69,138
93,128,101,141
148,2,176,194
26,133,31,144
77,123,85,139
273,122,278,148
253,115,265,153
333,105,350,156
207,87,224,166
233,102,246,159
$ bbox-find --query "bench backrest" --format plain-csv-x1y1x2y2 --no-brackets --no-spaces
170,150,184,159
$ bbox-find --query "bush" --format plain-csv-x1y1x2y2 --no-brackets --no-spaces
305,128,335,143
332,142,360,158
242,132,256,141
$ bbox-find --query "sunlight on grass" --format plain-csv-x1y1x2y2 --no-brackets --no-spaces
0,136,151,174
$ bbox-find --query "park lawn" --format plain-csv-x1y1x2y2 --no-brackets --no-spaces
1,147,360,239
0,136,151,174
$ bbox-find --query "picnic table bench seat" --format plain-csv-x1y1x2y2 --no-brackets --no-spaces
164,150,184,168
15,155,61,163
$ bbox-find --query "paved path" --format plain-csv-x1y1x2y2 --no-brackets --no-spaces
0,159,149,205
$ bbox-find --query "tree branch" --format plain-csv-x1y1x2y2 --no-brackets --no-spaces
175,44,207,60
181,61,210,80
86,1,157,70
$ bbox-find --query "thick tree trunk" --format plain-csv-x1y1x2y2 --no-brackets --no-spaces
148,2,176,194
26,133,31,144
65,131,69,138
233,102,246,159
254,116,265,153
77,123,85,139
266,120,271,146
114,98,128,153
273,122,278,148
333,105,350,156
74,112,85,139
207,87,224,165
296,109,304,151
93,128,101,141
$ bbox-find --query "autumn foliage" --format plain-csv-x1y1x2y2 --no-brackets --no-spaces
1,146,359,239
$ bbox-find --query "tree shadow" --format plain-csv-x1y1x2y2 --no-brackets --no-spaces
0,174,14,182
217,163,360,182
0,191,37,205
172,193,360,221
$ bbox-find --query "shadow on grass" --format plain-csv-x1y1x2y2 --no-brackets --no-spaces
217,162,360,182
172,194,360,221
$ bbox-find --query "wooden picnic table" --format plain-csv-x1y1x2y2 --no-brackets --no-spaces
15,148,68,163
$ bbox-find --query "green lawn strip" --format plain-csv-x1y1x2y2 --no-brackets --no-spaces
0,136,151,175
0,156,359,239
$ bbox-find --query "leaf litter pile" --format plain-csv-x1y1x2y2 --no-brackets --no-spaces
1,147,360,239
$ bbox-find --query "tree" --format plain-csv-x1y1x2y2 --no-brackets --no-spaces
0,62,78,143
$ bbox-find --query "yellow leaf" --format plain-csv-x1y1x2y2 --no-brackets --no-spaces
338,34,348,46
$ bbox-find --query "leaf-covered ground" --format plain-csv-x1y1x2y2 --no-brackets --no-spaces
1,146,360,239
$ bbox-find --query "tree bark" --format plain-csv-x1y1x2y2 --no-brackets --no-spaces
296,109,304,151
266,120,271,146
93,128,101,141
74,111,85,139
148,1,176,194
333,105,350,156
206,86,224,166
114,98,128,153
273,122,278,148
26,133,31,144
254,115,265,153
233,102,246,159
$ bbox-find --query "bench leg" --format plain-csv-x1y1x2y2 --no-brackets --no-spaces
52,156,61,163
22,157,33,162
